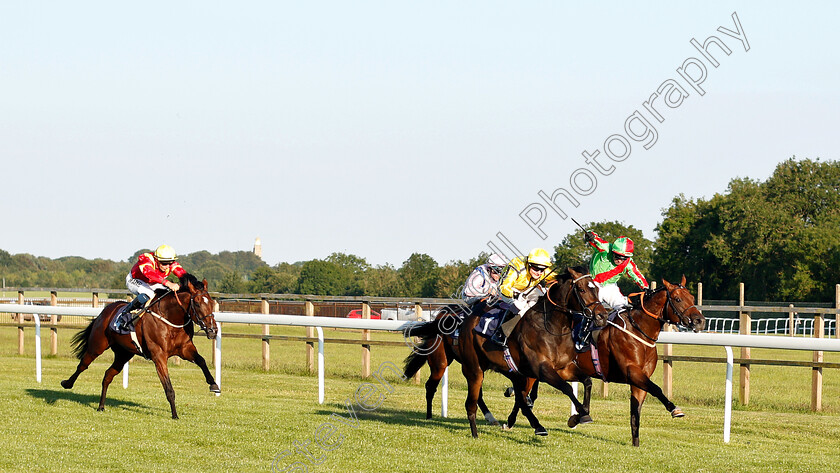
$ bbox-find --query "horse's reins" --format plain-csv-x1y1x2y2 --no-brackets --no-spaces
142,289,213,332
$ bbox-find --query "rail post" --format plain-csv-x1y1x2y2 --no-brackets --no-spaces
305,300,315,373
50,291,58,355
361,302,371,378
362,302,370,378
261,297,270,371
92,291,99,308
739,282,751,405
789,304,795,337
212,301,220,367
835,284,839,339
17,290,24,355
812,312,824,411
413,303,422,384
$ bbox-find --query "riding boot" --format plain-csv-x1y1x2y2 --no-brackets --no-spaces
118,295,147,332
573,316,595,352
490,329,508,347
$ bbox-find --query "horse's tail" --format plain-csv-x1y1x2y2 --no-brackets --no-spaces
402,320,445,378
403,350,427,379
69,318,95,360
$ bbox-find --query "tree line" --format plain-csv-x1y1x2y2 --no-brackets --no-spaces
2,157,837,302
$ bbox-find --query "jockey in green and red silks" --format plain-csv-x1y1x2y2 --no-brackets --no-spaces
586,231,649,309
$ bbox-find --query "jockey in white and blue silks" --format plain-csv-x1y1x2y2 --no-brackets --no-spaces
461,253,506,305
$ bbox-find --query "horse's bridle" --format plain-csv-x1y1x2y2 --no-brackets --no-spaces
543,273,603,335
183,290,215,334
635,285,697,330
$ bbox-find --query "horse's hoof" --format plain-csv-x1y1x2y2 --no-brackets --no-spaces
503,387,514,397
60,380,73,389
567,415,579,428
534,427,548,436
209,384,220,394
96,407,104,412
501,423,512,431
488,420,500,427
578,414,593,425
671,407,685,418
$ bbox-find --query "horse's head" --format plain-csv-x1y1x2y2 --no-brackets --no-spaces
548,266,609,323
661,275,705,332
180,274,218,339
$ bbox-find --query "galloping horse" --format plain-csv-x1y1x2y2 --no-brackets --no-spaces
506,276,705,446
61,274,219,419
405,267,607,437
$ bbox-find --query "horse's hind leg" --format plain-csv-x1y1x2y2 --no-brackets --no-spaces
477,387,499,426
61,338,110,389
180,342,219,394
568,376,594,428
424,348,449,419
505,377,537,430
97,348,134,412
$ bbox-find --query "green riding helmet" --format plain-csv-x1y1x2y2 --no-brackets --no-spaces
610,236,634,257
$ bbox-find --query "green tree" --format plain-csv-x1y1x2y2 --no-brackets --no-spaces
296,260,349,296
399,253,439,297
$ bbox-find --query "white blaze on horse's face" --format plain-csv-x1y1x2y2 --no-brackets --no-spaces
588,282,596,289
202,296,209,304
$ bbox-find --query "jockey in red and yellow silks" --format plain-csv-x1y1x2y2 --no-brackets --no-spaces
586,231,648,308
114,245,186,332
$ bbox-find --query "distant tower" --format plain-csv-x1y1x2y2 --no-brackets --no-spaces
253,237,262,258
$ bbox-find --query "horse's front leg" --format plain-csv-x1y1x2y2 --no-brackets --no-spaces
180,341,220,394
151,352,178,419
629,386,648,447
568,376,594,428
625,365,682,417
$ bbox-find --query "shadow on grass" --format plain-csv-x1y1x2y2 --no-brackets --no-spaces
25,388,153,414
313,404,582,445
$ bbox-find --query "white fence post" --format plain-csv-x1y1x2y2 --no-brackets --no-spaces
34,313,41,383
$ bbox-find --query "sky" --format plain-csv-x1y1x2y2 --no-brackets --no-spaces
2,2,838,267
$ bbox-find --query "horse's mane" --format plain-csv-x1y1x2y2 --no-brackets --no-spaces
152,273,204,298
179,273,204,290
553,265,589,282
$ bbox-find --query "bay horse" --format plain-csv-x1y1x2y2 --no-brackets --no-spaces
61,274,219,419
403,303,538,426
404,267,607,437
505,276,705,446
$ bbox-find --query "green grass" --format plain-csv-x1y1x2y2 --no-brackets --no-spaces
2,326,840,472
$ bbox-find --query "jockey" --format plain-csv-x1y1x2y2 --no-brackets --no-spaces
461,253,506,306
490,248,557,347
577,231,649,351
116,245,186,332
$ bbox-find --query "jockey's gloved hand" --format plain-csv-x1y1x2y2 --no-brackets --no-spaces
584,231,596,243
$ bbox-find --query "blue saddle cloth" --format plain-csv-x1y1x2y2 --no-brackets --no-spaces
473,308,505,338
109,306,134,335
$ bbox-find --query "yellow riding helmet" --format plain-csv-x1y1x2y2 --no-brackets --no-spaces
527,248,551,267
154,244,178,263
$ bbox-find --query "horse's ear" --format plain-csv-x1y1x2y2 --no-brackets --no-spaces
186,278,197,292
566,266,579,278
203,278,209,290
680,274,687,286
661,278,671,288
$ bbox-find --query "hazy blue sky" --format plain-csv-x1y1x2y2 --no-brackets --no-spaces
2,2,838,266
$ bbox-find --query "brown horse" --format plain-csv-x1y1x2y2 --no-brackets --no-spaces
506,276,705,446
61,274,219,419
405,267,607,437
403,303,538,426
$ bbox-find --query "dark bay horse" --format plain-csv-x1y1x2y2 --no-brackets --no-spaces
506,276,705,446
405,267,607,437
61,274,219,419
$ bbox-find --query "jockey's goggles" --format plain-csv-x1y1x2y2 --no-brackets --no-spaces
529,264,548,273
